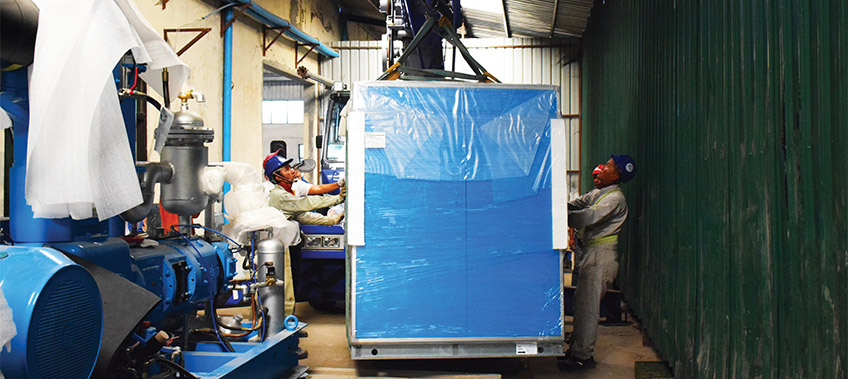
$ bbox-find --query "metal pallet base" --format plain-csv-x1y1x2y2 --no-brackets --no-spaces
350,341,565,360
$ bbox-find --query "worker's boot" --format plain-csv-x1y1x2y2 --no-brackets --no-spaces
556,355,596,370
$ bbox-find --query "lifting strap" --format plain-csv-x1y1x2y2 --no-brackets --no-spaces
585,188,622,247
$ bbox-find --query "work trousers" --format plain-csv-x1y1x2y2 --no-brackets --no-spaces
570,243,618,360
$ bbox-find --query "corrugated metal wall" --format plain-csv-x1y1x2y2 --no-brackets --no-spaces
581,1,847,378
263,80,303,100
320,38,584,196
320,40,384,89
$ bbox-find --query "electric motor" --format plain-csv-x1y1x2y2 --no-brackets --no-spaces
0,246,102,379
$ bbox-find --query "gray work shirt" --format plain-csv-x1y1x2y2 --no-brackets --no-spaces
567,184,628,244
269,185,344,225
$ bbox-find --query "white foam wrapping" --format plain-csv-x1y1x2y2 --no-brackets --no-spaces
0,107,11,130
206,162,301,247
200,166,226,196
0,287,17,359
550,119,569,249
27,0,189,221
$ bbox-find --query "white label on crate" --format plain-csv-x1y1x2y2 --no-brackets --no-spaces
516,342,538,355
365,132,386,148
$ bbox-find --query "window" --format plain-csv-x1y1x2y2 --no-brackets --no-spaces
262,100,304,124
326,139,345,162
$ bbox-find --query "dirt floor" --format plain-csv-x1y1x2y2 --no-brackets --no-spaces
293,303,665,379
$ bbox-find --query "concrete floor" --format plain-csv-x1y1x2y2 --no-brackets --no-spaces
293,303,663,379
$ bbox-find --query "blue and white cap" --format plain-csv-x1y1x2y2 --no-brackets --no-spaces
611,154,636,183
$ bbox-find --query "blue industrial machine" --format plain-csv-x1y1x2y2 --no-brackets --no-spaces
296,0,483,310
0,5,306,376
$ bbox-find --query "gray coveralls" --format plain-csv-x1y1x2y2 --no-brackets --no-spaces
567,184,628,360
268,186,344,225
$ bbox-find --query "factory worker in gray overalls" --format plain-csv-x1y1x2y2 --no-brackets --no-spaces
263,150,346,226
558,154,636,370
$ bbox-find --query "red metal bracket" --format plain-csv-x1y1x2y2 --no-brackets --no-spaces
262,26,291,56
220,4,251,37
164,28,212,56
295,42,318,67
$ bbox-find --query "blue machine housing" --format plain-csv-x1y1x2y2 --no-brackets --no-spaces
0,246,103,379
50,238,237,327
130,239,236,326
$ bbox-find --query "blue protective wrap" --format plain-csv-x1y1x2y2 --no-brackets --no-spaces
349,82,563,339
353,83,557,188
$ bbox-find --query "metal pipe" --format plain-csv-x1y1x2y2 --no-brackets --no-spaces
226,0,338,58
120,162,174,223
296,66,334,87
223,8,233,196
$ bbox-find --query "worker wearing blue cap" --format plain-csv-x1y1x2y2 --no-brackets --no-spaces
559,154,636,370
263,150,346,225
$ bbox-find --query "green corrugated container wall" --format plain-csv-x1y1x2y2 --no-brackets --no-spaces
580,0,847,377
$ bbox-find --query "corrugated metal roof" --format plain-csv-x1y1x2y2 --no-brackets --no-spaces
463,0,594,38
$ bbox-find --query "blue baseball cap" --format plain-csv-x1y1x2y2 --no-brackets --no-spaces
611,154,636,183
263,150,293,179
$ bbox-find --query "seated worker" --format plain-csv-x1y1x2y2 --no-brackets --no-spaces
263,150,346,225
288,158,345,197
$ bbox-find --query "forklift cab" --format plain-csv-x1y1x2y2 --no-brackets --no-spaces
319,90,349,192
293,88,349,310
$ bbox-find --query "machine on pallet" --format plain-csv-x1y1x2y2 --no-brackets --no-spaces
0,3,306,377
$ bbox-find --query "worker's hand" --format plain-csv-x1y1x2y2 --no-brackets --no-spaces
568,227,576,250
339,181,347,199
338,177,345,187
331,212,344,225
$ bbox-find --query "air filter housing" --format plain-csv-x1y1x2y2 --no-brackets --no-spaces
0,246,102,378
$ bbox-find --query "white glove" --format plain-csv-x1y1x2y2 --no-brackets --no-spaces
338,180,347,199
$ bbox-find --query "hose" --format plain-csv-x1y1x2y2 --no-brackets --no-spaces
151,356,198,379
118,89,162,110
209,299,235,352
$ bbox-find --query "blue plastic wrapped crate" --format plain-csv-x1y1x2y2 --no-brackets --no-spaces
345,81,565,359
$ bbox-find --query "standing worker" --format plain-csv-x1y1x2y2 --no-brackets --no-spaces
558,154,636,370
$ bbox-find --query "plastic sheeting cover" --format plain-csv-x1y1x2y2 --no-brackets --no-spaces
26,0,188,221
349,82,562,339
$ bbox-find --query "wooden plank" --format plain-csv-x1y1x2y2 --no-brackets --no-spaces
307,367,500,379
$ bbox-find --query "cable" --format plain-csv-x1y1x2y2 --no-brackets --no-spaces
212,292,263,335
259,305,268,342
172,224,242,247
169,226,203,258
209,299,234,353
128,66,139,93
119,89,162,110
249,231,267,342
152,356,198,379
